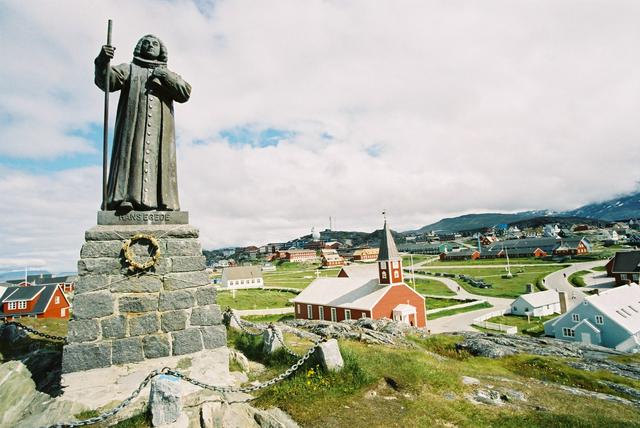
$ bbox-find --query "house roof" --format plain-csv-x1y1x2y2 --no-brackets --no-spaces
222,266,262,280
2,285,45,302
292,277,390,310
515,289,559,308
611,251,640,274
377,220,401,261
338,264,378,278
587,284,640,335
0,284,64,317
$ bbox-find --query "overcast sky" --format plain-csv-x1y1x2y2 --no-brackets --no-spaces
1,0,639,273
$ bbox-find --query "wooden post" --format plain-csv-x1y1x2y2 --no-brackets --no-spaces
102,19,112,211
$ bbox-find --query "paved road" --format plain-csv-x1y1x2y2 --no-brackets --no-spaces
543,260,608,307
410,273,512,333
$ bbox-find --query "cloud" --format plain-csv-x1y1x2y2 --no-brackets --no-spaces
2,0,640,271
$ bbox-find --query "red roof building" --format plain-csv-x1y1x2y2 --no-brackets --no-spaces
0,283,70,321
293,219,426,327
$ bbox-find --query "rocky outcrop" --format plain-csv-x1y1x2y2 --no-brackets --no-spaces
200,401,299,428
0,360,84,428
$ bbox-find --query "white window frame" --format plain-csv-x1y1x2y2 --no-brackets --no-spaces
55,296,60,304
361,312,368,319
18,301,27,310
61,308,66,317
393,270,400,279
297,304,301,314
345,309,351,320
331,307,337,322
572,314,580,322
318,306,324,320
380,261,387,269
8,302,16,310
562,328,575,337
621,274,628,280
307,304,313,319
595,315,604,325
381,271,387,279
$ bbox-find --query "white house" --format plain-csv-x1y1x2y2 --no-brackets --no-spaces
510,289,561,317
221,266,263,289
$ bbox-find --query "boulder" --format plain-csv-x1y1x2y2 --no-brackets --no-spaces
0,323,26,343
262,327,282,354
317,339,344,372
150,376,183,427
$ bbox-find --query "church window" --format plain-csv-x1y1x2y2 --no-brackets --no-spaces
381,271,387,279
394,270,400,279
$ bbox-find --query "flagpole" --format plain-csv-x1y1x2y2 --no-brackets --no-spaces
102,19,112,211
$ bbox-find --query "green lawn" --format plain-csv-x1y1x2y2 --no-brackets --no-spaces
592,266,607,272
217,289,297,310
401,254,432,265
407,277,455,296
568,270,591,287
484,314,559,337
428,301,493,320
425,297,470,310
243,314,295,323
263,261,339,289
418,265,566,298
425,257,560,266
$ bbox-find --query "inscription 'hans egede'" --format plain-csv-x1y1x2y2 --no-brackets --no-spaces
117,212,171,222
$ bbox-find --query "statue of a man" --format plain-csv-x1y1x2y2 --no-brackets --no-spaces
95,35,191,211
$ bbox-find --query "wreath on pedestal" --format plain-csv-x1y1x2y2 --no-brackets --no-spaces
122,233,161,272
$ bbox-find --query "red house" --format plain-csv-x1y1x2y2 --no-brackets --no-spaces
0,284,70,321
292,219,426,327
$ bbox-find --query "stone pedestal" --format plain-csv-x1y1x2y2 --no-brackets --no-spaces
62,222,227,375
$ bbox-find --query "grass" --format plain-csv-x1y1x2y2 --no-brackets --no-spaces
425,297,471,310
568,270,591,287
592,266,607,272
10,316,69,338
428,302,493,320
417,265,566,298
216,289,297,310
425,257,560,266
236,331,640,427
401,254,432,265
263,261,339,289
244,314,295,323
407,277,455,296
484,314,558,337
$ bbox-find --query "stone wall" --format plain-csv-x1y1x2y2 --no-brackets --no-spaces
62,224,226,373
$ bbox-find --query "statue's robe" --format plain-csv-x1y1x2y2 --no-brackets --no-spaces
95,56,191,211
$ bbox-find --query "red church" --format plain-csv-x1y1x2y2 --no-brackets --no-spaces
292,218,426,327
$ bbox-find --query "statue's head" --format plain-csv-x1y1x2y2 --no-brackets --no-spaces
134,35,168,62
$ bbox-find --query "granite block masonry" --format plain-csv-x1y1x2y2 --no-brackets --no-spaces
62,223,226,373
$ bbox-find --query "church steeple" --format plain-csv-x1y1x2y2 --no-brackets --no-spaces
377,215,403,285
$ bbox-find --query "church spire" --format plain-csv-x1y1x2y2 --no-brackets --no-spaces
377,215,403,285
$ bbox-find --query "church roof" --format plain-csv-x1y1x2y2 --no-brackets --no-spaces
377,220,400,261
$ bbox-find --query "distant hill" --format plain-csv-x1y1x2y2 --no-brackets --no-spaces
508,216,609,230
562,191,640,221
411,210,554,234
0,270,50,282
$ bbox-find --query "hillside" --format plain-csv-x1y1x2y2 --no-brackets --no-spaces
563,191,640,221
412,211,553,234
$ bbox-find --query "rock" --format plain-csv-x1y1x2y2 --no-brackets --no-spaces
150,376,183,427
67,319,100,343
119,294,159,313
230,348,251,372
171,328,203,355
101,315,127,339
191,305,222,326
501,388,527,402
467,388,505,406
112,337,145,365
129,313,160,336
462,376,480,385
143,334,172,359
159,290,195,311
0,361,85,428
455,332,583,359
73,290,115,319
161,310,189,332
317,339,344,372
262,327,283,354
254,407,301,428
62,342,111,373
0,323,27,343
200,401,223,428
201,325,227,349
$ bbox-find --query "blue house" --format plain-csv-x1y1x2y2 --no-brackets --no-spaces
543,284,640,352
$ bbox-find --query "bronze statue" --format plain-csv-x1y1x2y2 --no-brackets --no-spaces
95,35,191,211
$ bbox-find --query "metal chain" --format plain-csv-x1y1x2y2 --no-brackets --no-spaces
225,308,266,337
45,340,324,428
2,320,68,344
45,367,167,428
271,325,302,358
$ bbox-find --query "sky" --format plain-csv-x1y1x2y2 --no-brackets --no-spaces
1,0,640,273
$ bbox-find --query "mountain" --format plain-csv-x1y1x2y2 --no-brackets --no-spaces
411,210,554,234
562,191,640,221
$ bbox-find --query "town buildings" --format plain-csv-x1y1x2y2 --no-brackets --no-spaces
543,284,640,352
320,249,345,267
510,289,561,317
0,283,70,320
292,219,426,327
277,249,318,263
606,251,640,285
221,266,264,289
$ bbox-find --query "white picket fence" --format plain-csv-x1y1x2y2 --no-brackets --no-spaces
472,309,517,334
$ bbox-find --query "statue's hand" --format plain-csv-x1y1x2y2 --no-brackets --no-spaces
152,67,168,79
99,45,115,60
